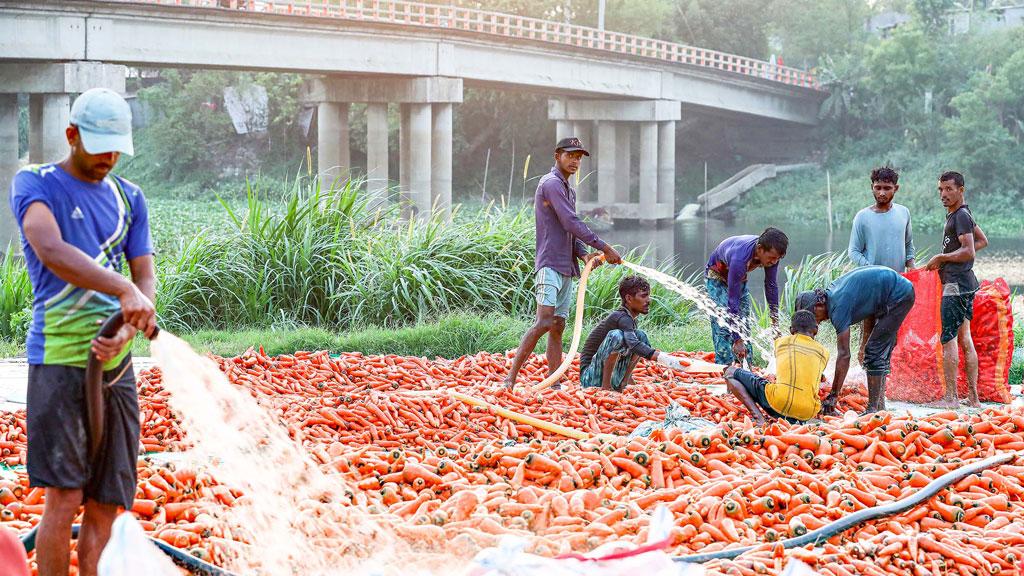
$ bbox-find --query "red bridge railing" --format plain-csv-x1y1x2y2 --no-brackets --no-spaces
112,0,821,89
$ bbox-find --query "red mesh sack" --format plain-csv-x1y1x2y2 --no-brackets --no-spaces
957,279,1014,403
888,269,945,402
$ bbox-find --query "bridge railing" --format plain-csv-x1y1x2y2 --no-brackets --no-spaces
116,0,821,89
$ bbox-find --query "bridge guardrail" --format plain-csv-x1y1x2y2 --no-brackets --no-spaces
111,0,821,89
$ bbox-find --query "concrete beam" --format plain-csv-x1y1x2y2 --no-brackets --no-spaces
548,99,681,122
0,13,85,60
365,102,389,208
29,93,69,164
303,76,462,105
431,102,452,216
0,62,126,94
0,3,821,125
0,94,19,250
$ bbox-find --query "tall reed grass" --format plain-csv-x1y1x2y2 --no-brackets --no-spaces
0,245,31,341
158,177,692,332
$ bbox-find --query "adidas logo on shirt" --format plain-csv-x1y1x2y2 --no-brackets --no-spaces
71,206,84,220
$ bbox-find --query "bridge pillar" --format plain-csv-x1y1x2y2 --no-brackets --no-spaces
316,102,351,185
365,102,389,209
573,121,592,200
431,103,453,214
408,103,432,216
29,94,70,165
596,121,616,206
1,95,18,251
549,99,680,221
0,62,126,252
399,104,411,208
638,122,658,226
303,76,462,218
555,120,572,143
615,125,631,203
658,121,676,210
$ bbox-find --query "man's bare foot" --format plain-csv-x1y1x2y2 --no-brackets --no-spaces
501,378,515,390
962,397,982,408
926,398,960,409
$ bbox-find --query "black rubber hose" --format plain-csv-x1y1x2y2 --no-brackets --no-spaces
673,451,1016,563
85,312,160,462
20,523,238,576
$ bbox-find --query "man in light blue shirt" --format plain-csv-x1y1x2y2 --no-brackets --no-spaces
847,166,915,272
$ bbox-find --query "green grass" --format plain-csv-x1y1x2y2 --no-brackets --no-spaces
0,312,715,360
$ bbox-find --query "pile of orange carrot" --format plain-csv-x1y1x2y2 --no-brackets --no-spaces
0,349,1016,576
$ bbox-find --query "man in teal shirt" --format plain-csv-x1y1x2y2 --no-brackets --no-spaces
796,266,914,415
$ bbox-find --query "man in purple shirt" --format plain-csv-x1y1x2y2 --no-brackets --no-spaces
504,137,622,389
705,228,788,365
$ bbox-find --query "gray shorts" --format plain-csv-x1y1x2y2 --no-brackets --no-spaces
535,267,574,318
26,356,140,509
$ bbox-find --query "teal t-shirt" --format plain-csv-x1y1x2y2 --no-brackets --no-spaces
826,266,913,334
8,163,152,368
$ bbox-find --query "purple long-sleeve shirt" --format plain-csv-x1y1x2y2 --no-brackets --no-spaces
534,167,607,277
706,235,780,340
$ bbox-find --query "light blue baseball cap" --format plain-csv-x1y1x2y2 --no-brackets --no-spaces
69,88,134,156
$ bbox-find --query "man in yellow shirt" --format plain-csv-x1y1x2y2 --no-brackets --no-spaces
723,310,829,424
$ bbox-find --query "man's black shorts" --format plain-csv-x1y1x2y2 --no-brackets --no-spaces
26,356,140,509
730,368,788,421
941,291,975,344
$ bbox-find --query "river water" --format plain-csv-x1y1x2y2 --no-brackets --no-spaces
611,217,1024,297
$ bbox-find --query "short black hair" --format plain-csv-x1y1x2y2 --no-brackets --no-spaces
940,171,964,188
870,166,899,185
790,310,817,335
619,275,650,304
757,227,788,257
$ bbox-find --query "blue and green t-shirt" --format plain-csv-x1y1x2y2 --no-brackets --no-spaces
8,163,153,368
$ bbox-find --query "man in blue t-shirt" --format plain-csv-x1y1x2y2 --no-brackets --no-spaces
705,228,788,365
8,88,156,576
847,166,915,272
796,266,915,415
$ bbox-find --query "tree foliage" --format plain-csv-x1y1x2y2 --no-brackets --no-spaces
125,70,305,186
122,0,1024,208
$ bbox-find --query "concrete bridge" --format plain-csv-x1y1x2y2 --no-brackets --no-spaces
0,0,825,242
